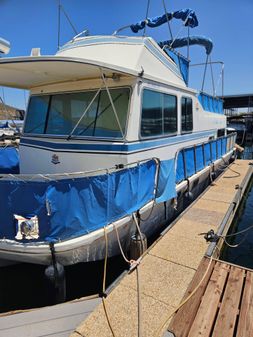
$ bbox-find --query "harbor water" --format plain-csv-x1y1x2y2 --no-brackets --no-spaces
222,145,253,269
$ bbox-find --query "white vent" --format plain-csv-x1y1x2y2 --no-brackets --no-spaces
30,48,41,57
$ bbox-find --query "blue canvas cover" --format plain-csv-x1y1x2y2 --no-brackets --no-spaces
176,151,185,183
211,141,217,161
130,8,198,33
159,36,213,55
184,148,195,177
0,147,20,174
156,159,176,203
166,49,189,84
204,143,212,165
217,139,222,158
195,145,204,171
0,160,157,242
0,121,8,128
198,93,223,114
222,137,227,155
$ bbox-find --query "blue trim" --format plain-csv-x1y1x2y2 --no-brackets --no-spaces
20,130,214,154
59,36,182,79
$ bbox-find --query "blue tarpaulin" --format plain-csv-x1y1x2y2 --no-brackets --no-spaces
176,151,185,183
0,160,157,242
211,141,217,161
195,145,204,172
156,159,177,203
198,93,223,114
0,121,8,128
222,138,227,155
166,49,189,84
204,143,212,165
185,148,195,177
217,139,222,158
130,8,198,33
0,147,20,174
175,134,235,183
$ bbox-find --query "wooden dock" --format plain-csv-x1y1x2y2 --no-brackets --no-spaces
169,257,253,337
71,159,253,337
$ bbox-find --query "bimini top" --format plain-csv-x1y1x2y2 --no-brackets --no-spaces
0,35,186,90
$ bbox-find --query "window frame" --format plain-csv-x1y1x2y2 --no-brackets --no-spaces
139,87,178,140
23,86,132,141
181,96,193,134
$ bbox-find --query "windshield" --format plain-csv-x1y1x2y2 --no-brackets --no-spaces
24,87,130,139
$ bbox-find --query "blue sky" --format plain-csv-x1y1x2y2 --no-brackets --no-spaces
0,0,252,109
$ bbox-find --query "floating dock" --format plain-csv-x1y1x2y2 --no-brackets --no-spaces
169,257,253,337
0,296,100,337
71,159,253,337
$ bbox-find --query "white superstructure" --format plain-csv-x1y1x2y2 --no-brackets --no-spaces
0,35,226,174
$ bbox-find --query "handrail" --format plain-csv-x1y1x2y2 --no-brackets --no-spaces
190,61,224,96
0,157,160,182
112,25,132,36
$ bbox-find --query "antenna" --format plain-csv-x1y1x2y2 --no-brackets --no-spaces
56,0,78,50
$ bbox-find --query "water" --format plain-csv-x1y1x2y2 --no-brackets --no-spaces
0,255,127,313
221,177,253,269
222,144,253,269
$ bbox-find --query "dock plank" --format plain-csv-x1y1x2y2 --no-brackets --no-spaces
212,266,245,337
0,297,100,337
236,271,253,337
187,261,230,337
169,257,215,337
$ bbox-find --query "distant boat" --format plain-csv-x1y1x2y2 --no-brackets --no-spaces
0,8,236,268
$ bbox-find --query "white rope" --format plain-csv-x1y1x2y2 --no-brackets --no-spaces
143,0,151,37
102,226,116,337
114,225,131,264
162,0,173,40
209,55,215,96
67,86,102,139
100,71,124,138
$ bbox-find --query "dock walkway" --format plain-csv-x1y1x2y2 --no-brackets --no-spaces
169,257,253,337
71,159,253,337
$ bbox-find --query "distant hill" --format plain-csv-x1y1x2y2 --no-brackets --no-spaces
0,103,24,120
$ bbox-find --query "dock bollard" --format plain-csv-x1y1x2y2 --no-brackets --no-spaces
129,232,147,260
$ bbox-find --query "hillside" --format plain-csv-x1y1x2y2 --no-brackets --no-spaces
0,103,24,120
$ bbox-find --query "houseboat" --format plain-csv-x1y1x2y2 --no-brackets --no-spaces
0,9,236,267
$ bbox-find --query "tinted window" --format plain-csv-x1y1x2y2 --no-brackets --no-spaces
24,95,50,134
24,88,130,139
181,97,193,132
141,89,177,137
164,95,177,134
217,129,225,137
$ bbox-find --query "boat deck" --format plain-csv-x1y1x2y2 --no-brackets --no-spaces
71,159,253,337
168,257,253,337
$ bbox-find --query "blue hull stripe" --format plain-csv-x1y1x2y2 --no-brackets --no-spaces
20,130,214,154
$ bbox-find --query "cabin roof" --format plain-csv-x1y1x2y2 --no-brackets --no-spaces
0,35,187,90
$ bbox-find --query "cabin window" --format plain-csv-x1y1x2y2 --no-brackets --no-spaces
24,95,50,134
181,97,193,132
141,89,177,137
24,87,130,138
217,129,225,137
